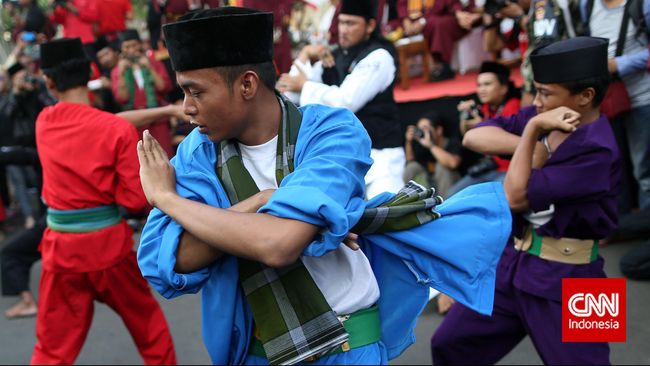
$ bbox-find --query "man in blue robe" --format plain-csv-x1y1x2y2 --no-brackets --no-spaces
136,6,511,365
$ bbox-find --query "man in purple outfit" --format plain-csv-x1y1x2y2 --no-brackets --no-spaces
431,36,620,365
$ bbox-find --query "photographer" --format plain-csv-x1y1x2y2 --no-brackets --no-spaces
448,61,520,196
404,112,462,198
111,29,174,157
3,62,54,229
89,36,121,112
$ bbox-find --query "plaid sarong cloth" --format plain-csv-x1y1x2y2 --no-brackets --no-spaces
352,181,444,234
216,95,348,365
215,95,444,364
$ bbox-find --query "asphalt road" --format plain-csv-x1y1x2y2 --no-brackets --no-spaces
1,238,649,365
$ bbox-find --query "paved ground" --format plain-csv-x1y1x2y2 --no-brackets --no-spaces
1,236,649,365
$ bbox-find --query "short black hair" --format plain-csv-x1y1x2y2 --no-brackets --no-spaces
214,61,276,93
420,112,444,129
558,74,611,107
42,58,90,92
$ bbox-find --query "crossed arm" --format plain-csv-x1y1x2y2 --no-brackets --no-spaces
463,108,579,212
136,131,321,269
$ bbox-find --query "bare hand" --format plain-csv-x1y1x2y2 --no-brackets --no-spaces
318,47,335,68
136,130,177,207
436,293,456,314
418,127,433,148
457,99,475,112
277,69,307,93
405,125,416,141
138,56,151,69
531,106,581,133
299,44,325,63
456,11,480,30
118,58,132,72
343,232,360,251
607,58,618,74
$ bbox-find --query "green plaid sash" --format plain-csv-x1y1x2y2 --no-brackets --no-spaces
215,95,444,365
352,181,443,234
216,96,348,365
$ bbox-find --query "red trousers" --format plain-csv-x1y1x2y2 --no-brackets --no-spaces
423,15,468,63
31,252,176,365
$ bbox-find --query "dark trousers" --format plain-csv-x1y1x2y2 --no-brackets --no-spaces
431,266,610,365
1,219,44,296
621,241,650,280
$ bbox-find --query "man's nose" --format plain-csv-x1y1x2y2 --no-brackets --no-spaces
183,97,197,115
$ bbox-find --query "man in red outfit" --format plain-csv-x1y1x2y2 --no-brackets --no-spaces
397,0,481,81
96,0,133,40
50,0,98,53
111,29,174,157
31,37,176,365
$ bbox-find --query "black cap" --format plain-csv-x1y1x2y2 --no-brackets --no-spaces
340,0,376,19
479,61,510,79
95,35,118,52
117,29,141,45
7,62,24,77
163,7,274,71
531,37,609,84
40,38,88,69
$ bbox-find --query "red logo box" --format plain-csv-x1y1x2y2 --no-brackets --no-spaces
562,278,626,342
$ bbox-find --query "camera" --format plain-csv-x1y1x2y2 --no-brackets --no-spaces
467,156,498,177
24,75,39,84
460,104,483,121
413,128,425,139
124,54,140,63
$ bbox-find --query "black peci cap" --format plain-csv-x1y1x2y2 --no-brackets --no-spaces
163,7,274,71
531,37,609,84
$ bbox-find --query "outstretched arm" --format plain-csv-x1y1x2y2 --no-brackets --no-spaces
118,104,188,128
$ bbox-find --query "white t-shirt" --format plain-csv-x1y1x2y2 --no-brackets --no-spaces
238,136,380,315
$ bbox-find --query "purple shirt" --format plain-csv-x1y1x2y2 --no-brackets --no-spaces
479,106,621,301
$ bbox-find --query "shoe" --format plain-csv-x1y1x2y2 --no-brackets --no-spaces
429,63,455,82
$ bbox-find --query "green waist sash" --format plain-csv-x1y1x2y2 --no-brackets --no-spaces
46,205,121,233
249,305,381,361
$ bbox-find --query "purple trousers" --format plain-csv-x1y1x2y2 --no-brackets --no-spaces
430,264,611,365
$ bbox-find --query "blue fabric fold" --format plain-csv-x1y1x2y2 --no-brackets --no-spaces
137,104,511,364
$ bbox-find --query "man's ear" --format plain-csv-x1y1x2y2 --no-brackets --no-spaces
578,87,596,108
240,70,260,101
366,18,377,37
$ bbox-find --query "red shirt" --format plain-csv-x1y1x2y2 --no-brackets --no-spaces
36,102,147,273
97,0,132,35
481,97,521,172
50,0,97,44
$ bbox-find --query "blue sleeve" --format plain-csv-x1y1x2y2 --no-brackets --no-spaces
580,0,589,32
258,106,373,257
137,131,228,298
616,48,649,76
615,0,650,75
